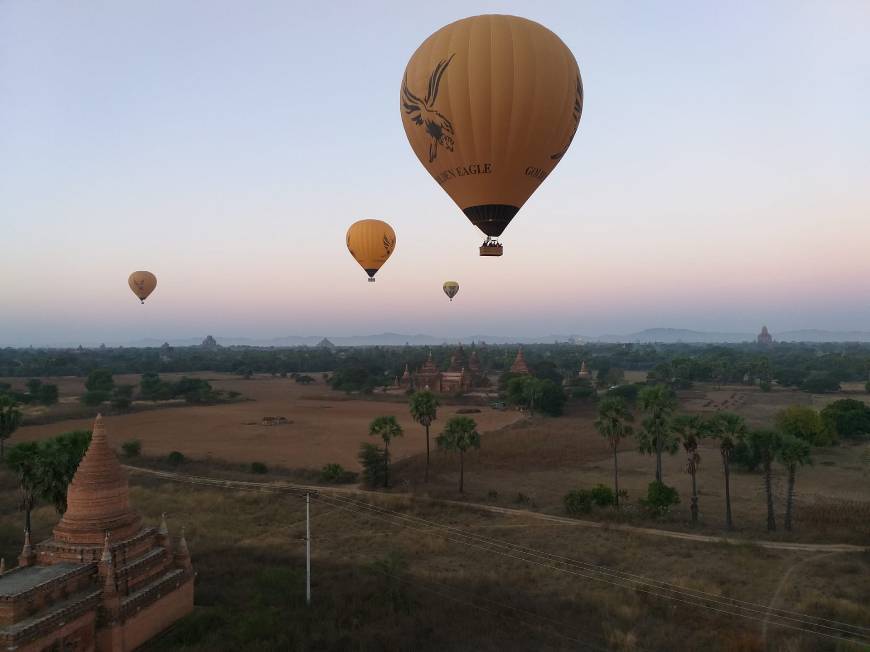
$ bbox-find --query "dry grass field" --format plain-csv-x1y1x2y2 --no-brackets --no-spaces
7,374,521,470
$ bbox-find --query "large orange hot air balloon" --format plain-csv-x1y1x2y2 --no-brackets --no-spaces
346,220,397,282
128,271,157,303
400,15,582,256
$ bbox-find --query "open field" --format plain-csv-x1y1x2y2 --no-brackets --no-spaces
1,468,868,651
8,374,521,470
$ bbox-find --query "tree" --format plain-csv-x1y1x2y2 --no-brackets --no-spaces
437,416,481,493
37,430,91,514
409,390,439,483
111,385,134,410
0,396,23,459
39,384,59,405
85,368,114,392
776,434,812,532
140,373,172,401
506,377,565,416
820,399,870,441
5,441,40,531
594,396,633,509
747,429,781,531
775,405,833,446
672,414,706,524
636,385,679,483
368,416,403,488
26,379,43,401
708,412,747,530
800,372,840,394
358,443,386,487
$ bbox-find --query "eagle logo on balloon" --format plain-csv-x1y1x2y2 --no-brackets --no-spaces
551,75,584,160
402,55,455,163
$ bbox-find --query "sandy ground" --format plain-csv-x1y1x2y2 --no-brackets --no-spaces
10,374,521,470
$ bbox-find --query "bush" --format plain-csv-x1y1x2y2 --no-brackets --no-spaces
563,484,617,516
775,405,835,446
85,368,114,392
121,439,142,458
607,384,640,403
571,385,596,400
821,399,870,441
167,451,186,466
358,443,386,488
250,462,268,474
111,385,134,410
319,463,357,483
39,384,59,405
731,439,762,471
759,380,772,392
800,372,841,394
641,481,680,516
81,390,110,406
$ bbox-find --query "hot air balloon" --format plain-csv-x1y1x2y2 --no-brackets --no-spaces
443,281,460,302
400,15,582,256
128,271,157,304
346,220,397,282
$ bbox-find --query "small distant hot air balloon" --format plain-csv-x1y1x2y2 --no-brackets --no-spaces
128,271,157,304
400,15,583,256
346,220,396,282
443,281,460,302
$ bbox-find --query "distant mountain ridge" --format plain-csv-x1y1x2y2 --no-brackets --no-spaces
62,328,870,349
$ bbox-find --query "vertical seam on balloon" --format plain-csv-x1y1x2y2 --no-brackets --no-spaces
505,17,518,189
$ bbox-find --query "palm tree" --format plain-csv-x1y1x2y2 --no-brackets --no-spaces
409,391,439,483
776,434,812,532
747,429,781,531
369,416,403,488
594,396,633,509
637,385,679,483
5,442,41,531
436,416,481,493
0,397,23,459
672,414,707,524
708,412,747,530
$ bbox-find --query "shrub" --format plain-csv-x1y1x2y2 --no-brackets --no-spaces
641,481,680,516
607,384,640,403
563,489,594,515
39,384,59,405
571,385,597,400
167,451,186,466
800,372,840,394
250,462,268,474
775,405,835,446
111,385,134,410
121,439,142,458
759,380,772,392
820,399,870,441
589,484,616,507
81,390,110,406
319,463,357,483
358,443,386,488
85,368,114,392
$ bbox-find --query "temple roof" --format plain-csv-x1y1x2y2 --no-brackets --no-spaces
52,415,143,546
510,347,530,375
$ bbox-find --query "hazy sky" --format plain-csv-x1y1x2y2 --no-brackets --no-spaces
2,1,869,345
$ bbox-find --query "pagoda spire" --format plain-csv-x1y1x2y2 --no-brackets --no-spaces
175,527,193,571
53,414,143,545
18,529,36,567
510,346,531,375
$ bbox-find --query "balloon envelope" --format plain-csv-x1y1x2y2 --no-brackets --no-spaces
346,220,397,281
443,281,460,301
128,271,157,303
401,14,582,242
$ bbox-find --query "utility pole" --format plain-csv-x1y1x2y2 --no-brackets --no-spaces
305,492,311,605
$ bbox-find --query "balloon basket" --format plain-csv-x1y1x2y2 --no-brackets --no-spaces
479,243,503,257
368,277,376,283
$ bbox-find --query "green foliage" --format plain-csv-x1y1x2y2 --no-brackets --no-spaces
595,396,634,447
759,380,772,392
800,371,841,394
38,384,59,405
295,375,315,385
409,391,439,427
111,384,134,410
777,434,812,470
85,368,114,392
775,405,834,446
358,442,386,488
437,417,481,455
563,489,594,515
731,439,762,471
319,463,357,484
0,397,23,458
121,439,142,458
505,376,565,416
167,451,186,466
367,551,411,614
26,379,42,400
607,383,640,403
250,462,268,474
80,389,110,406
641,481,680,516
820,399,870,441
636,385,679,481
369,416,403,446
140,372,172,400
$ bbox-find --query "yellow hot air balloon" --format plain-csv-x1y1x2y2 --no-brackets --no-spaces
400,15,582,256
128,271,157,304
443,281,460,302
346,220,397,282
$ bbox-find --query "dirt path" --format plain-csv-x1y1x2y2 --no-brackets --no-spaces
125,466,867,554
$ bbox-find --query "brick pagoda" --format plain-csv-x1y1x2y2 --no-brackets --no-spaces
0,415,194,651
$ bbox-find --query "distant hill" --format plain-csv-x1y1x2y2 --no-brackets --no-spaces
592,328,754,344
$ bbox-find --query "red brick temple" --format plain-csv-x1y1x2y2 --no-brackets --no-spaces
0,415,194,651
757,326,773,346
400,346,484,394
509,347,531,375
